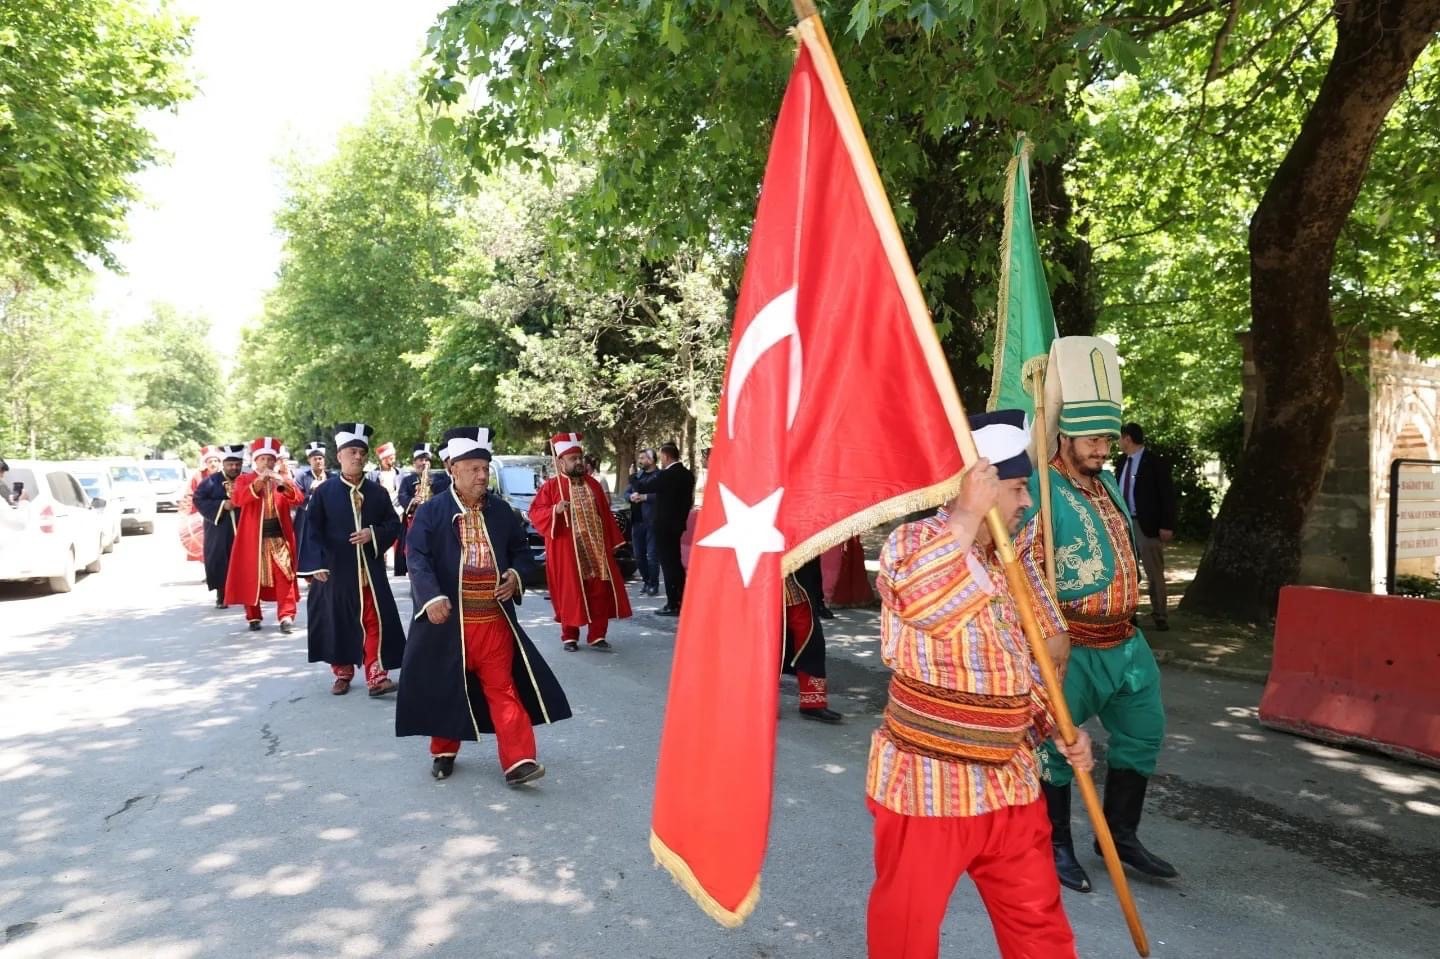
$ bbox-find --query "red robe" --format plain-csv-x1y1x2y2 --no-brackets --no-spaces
529,473,633,628
224,471,304,607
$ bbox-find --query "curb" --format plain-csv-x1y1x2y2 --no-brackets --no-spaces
1152,647,1269,684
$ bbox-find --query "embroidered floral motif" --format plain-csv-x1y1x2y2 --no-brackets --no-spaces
1053,482,1104,591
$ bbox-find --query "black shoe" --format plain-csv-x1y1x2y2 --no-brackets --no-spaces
816,607,836,620
589,639,613,651
279,620,294,634
505,760,545,786
215,595,226,609
248,620,262,632
1153,619,1170,632
799,707,844,724
1094,768,1178,879
562,640,579,652
432,756,455,780
1041,782,1092,893
654,607,679,617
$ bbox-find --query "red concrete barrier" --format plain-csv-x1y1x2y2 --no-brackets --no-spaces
1259,585,1440,767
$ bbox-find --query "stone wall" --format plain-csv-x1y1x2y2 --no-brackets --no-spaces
1238,334,1440,593
1297,353,1373,590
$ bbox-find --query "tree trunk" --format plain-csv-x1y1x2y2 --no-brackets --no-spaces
1182,0,1440,621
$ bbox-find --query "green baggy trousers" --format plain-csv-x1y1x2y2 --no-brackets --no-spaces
1040,632,1165,786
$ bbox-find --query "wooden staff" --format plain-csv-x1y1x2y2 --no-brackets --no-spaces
789,1,1149,954
1031,365,1058,590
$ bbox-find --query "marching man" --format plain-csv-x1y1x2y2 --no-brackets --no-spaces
192,445,245,608
528,432,632,652
395,442,449,577
867,409,1090,959
367,440,403,573
782,558,843,724
1027,337,1178,893
396,426,571,784
297,423,405,697
294,440,330,550
224,436,303,632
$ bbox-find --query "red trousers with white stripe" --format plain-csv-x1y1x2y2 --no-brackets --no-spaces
331,586,387,688
866,797,1077,959
430,618,536,773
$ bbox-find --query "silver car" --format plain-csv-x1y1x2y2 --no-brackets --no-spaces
0,460,107,593
141,460,188,512
106,463,158,534
62,463,123,553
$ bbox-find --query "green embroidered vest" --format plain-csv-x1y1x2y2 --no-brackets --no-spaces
1023,465,1136,603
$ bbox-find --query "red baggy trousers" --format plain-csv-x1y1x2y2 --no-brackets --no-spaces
866,797,1077,959
560,577,615,645
331,586,387,688
430,618,536,773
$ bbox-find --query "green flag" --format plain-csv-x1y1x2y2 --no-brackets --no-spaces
986,134,1058,416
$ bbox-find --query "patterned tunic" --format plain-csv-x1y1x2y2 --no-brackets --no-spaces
569,481,611,582
459,501,502,624
866,509,1065,818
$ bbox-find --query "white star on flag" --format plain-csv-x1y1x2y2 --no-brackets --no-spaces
696,484,786,587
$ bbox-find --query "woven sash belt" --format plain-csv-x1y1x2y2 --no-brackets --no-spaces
460,566,501,623
1066,610,1135,649
261,518,283,538
883,674,1031,767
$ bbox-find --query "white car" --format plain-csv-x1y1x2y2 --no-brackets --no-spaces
141,460,188,511
62,462,123,553
106,462,158,534
0,460,107,593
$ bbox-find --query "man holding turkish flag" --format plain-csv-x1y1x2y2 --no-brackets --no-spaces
649,20,975,929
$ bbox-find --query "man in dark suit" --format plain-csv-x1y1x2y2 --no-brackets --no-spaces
1117,423,1178,630
645,442,695,617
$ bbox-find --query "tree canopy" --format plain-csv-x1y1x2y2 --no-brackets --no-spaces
418,0,1440,618
0,0,194,280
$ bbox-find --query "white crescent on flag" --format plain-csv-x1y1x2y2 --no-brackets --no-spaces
726,286,801,440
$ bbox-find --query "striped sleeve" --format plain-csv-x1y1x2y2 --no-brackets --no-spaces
878,522,991,635
1015,514,1068,639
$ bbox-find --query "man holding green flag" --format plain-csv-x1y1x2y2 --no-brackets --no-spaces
987,136,1178,894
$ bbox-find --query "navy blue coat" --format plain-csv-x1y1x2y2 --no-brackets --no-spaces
297,476,406,670
193,472,238,593
397,469,451,514
396,490,571,740
294,466,332,553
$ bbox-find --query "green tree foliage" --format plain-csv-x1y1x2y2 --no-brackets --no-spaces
420,1,1439,620
1078,4,1440,465
230,83,460,449
0,266,120,457
0,0,194,280
121,304,224,455
418,0,1195,403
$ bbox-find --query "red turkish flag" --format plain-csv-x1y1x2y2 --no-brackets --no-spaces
649,38,969,925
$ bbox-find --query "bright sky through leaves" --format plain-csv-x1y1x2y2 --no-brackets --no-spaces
90,0,446,359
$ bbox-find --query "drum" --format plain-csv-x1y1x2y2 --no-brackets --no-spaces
179,512,205,562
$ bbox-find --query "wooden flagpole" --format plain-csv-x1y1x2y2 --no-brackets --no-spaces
790,2,1148,954
1031,365,1058,590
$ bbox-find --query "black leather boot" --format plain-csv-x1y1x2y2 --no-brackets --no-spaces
1095,767,1178,878
1041,781,1091,893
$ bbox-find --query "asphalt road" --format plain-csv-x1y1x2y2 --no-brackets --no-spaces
2,515,1436,958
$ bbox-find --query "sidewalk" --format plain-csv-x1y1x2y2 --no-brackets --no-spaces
852,532,1275,682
